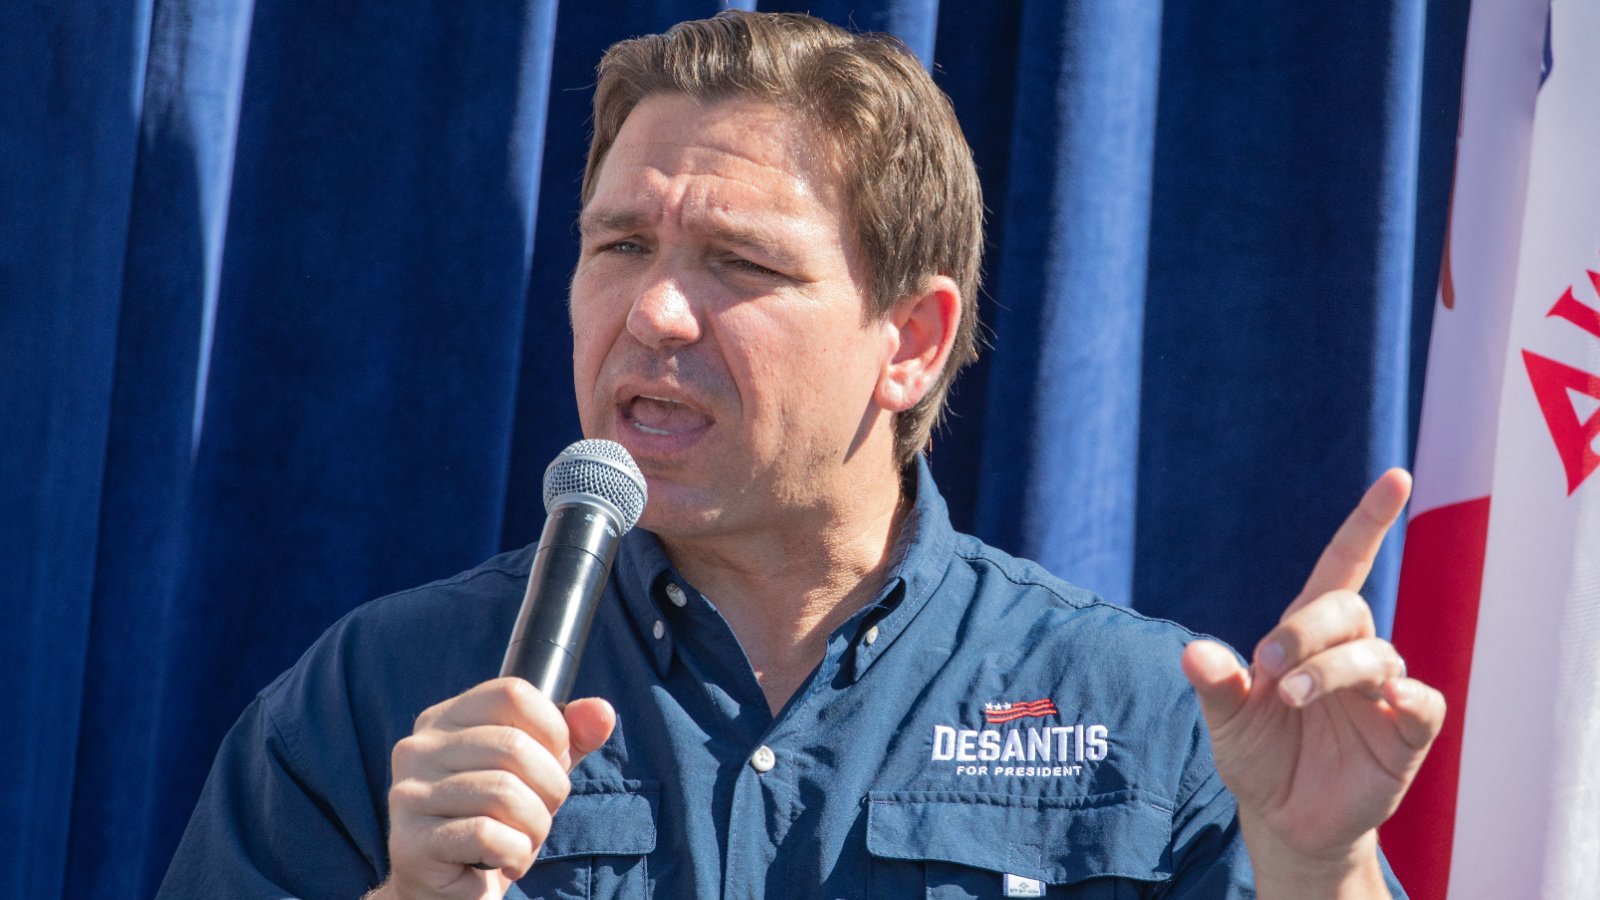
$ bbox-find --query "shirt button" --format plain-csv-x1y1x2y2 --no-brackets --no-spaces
750,745,776,773
652,620,665,640
863,625,880,646
665,583,687,607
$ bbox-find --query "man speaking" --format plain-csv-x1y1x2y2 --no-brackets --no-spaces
161,11,1441,898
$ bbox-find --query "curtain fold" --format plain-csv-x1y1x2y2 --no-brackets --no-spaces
0,1,1464,895
1,3,155,896
1130,0,1439,644
975,0,1164,606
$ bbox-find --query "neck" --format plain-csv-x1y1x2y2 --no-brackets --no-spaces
663,467,910,714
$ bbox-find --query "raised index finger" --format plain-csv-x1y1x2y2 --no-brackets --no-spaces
1284,467,1412,618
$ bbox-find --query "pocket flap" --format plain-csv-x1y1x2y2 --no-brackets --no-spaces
540,780,659,861
866,789,1173,884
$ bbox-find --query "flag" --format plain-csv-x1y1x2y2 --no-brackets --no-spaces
1380,1,1600,897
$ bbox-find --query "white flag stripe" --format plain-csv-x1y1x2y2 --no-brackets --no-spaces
1406,0,1545,516
1450,0,1600,896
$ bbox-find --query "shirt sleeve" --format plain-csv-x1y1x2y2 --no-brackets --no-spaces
155,567,517,899
155,688,387,900
1158,730,1258,897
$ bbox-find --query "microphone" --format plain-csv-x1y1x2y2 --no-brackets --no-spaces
499,439,647,703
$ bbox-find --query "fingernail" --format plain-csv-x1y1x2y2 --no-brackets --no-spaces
1258,641,1286,675
1391,679,1416,704
1281,673,1314,706
558,749,573,771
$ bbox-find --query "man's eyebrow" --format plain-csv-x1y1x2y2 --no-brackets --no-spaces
579,206,803,266
707,220,788,256
578,208,649,236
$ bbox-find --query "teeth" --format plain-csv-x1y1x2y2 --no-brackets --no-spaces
627,393,710,437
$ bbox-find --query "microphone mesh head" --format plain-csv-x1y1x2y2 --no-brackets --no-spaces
542,439,648,532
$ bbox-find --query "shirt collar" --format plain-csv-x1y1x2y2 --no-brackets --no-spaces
607,454,958,682
846,455,956,681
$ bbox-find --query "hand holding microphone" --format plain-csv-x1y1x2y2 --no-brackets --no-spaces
375,441,645,900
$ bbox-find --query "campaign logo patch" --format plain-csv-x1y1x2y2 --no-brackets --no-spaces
929,698,1108,779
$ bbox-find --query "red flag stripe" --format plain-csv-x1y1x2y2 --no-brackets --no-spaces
1379,498,1490,900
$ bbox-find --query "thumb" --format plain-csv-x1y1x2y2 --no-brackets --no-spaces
560,697,616,772
1181,640,1252,732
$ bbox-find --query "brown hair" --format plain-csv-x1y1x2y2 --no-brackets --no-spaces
583,11,983,468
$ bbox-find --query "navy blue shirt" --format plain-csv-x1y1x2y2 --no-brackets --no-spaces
160,462,1405,898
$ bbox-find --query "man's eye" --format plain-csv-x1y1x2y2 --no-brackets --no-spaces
729,258,781,277
603,240,645,254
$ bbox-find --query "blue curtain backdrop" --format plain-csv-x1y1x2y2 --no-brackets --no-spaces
1,1,1467,896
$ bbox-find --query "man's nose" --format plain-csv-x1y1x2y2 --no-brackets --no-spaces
626,266,702,349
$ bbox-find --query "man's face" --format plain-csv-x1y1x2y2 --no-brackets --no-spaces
571,94,899,541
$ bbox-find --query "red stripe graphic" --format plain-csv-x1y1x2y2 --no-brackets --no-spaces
983,699,1058,724
1379,497,1490,900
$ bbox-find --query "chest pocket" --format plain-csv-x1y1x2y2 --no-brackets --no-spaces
866,789,1173,899
509,781,659,900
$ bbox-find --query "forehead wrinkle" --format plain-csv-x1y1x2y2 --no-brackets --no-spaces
627,106,839,206
635,128,829,200
581,95,857,275
688,193,820,259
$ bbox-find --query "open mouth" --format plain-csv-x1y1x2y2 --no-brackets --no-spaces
624,395,713,436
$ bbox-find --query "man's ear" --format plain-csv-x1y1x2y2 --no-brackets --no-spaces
876,274,960,413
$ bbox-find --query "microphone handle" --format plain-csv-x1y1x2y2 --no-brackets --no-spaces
499,503,621,704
